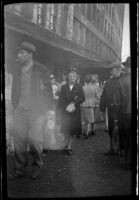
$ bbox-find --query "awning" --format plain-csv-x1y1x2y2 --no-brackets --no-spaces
4,10,110,70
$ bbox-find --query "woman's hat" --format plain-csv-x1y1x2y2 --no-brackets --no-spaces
67,67,78,74
122,57,131,68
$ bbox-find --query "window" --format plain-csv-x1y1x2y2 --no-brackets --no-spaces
85,29,91,49
106,4,109,15
101,43,104,59
21,4,34,21
77,22,81,44
104,45,107,60
59,4,69,36
81,4,86,16
32,4,43,25
87,4,91,21
67,4,74,40
77,4,81,10
108,23,110,39
79,23,82,45
111,27,113,40
108,4,111,17
99,41,102,59
53,4,58,32
104,19,106,35
37,4,43,25
12,4,22,15
92,4,96,24
91,33,95,54
73,19,78,42
81,26,86,47
95,38,98,57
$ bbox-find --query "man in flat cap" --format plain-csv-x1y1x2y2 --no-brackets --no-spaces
100,62,123,155
8,41,53,179
58,67,85,155
114,57,132,169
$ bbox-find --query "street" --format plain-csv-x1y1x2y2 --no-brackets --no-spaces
7,122,133,197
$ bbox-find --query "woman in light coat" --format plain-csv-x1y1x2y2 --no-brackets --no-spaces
81,74,100,139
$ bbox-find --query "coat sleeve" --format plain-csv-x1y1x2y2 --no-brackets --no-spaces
113,81,121,113
74,85,85,107
99,85,107,112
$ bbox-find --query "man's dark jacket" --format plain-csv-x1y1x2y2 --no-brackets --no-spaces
58,83,85,136
100,76,121,112
10,61,53,112
114,73,131,114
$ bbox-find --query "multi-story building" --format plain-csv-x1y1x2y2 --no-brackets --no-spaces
4,3,125,81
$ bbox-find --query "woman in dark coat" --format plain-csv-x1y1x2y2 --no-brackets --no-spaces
58,68,85,155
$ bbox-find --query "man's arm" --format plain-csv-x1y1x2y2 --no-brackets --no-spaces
99,85,107,113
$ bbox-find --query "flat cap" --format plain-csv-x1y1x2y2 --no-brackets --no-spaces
67,67,78,74
122,56,131,68
109,62,122,70
17,41,36,53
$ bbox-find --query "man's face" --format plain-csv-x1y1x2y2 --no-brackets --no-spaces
17,49,32,64
68,72,77,84
111,67,121,78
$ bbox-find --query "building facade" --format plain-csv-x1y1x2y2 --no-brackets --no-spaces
4,3,125,81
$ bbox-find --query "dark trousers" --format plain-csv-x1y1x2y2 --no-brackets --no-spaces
11,108,43,173
107,107,118,151
118,114,132,164
107,107,117,136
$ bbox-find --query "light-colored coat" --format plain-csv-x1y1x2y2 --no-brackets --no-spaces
81,83,100,108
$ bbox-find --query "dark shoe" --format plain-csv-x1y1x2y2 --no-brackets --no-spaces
31,167,41,180
104,150,115,155
42,149,48,157
64,149,72,155
90,130,95,135
8,171,26,180
84,135,89,139
43,149,48,154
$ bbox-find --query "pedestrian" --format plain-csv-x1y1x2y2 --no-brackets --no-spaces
100,62,122,155
58,67,85,155
91,75,102,124
8,41,51,180
56,71,67,95
114,57,132,169
81,74,100,139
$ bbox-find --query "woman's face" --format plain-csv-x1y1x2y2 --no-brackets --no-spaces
68,72,77,84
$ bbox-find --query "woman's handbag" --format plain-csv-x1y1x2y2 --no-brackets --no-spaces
66,102,75,113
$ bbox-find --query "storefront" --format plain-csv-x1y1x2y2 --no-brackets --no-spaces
5,9,110,82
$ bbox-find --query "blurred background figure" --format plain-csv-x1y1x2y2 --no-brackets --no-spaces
91,74,102,127
81,74,100,139
50,74,59,110
57,71,67,94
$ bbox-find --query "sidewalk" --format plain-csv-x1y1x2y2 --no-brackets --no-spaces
6,122,133,197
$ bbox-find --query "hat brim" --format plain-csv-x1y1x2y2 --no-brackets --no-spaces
122,61,130,67
16,46,37,55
